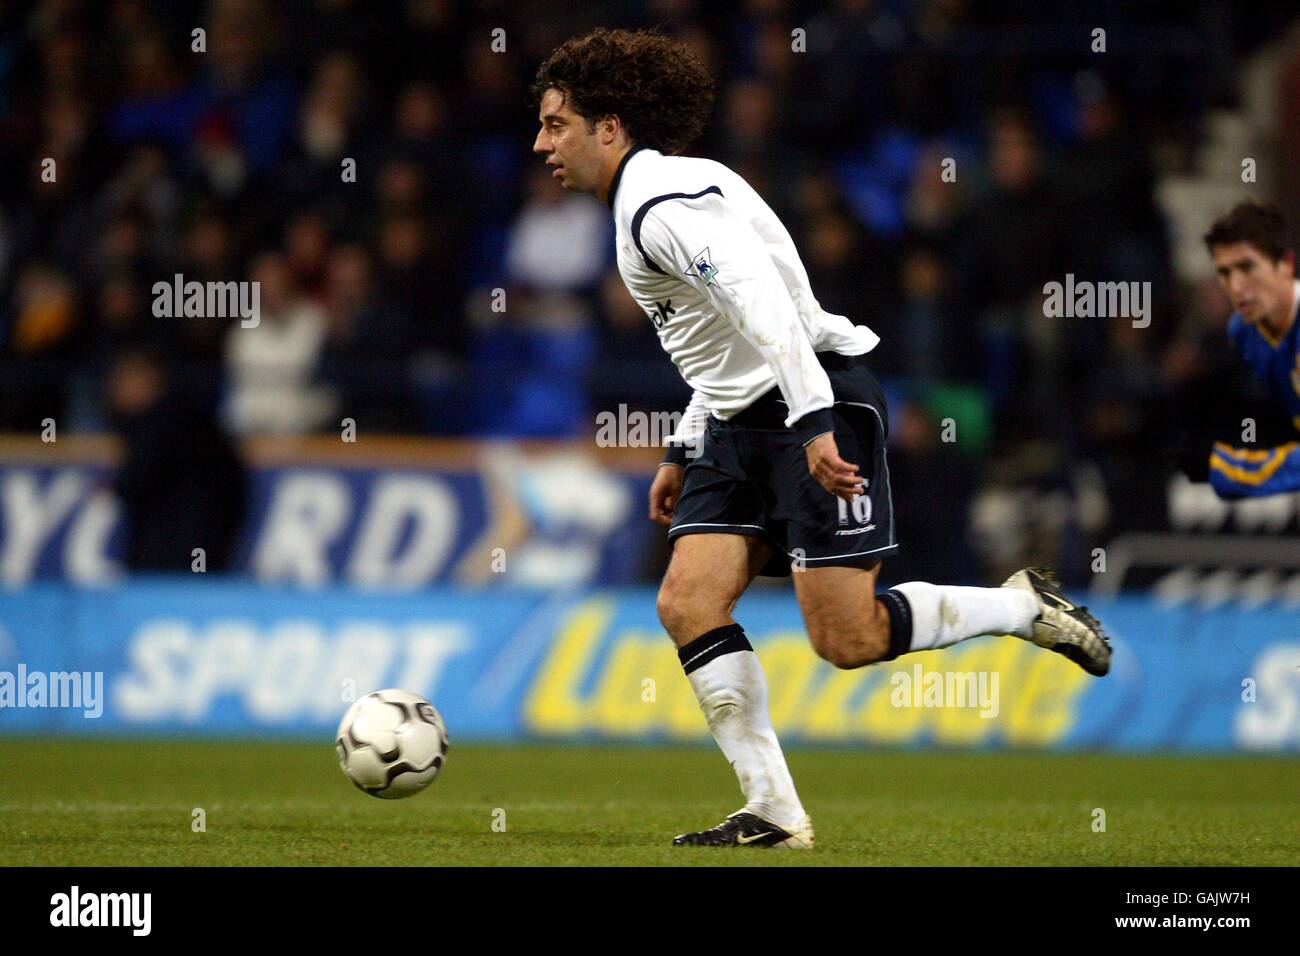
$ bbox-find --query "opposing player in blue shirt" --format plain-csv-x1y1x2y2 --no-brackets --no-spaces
1204,202,1300,498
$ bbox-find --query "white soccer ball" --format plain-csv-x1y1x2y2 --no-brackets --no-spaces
335,688,449,799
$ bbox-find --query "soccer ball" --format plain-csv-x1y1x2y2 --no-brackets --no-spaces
336,688,449,799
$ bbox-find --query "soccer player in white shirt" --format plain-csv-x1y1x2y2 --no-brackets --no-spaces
531,28,1111,848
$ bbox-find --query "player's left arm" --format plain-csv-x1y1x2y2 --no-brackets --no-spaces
638,198,863,500
1202,317,1300,498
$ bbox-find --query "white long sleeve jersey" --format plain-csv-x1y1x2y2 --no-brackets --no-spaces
608,145,880,449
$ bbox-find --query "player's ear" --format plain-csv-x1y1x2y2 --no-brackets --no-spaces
598,114,622,145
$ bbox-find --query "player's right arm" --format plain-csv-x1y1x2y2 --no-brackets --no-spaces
649,462,683,526
650,389,707,525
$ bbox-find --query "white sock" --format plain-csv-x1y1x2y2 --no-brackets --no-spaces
886,581,1039,651
680,626,805,829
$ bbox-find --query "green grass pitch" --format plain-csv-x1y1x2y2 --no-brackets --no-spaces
1,740,1296,866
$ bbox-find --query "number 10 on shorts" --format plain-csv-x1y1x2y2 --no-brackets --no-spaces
837,491,872,526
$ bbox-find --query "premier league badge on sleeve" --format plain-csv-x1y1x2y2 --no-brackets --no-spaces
688,247,719,286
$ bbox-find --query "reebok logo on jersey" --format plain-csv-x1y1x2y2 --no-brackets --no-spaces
648,299,676,329
688,248,719,286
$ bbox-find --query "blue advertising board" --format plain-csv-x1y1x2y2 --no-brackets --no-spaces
2,580,1297,751
0,447,656,588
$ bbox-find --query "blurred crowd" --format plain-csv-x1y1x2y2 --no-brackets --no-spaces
1,0,1298,580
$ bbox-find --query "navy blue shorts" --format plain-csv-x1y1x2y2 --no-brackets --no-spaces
667,352,898,577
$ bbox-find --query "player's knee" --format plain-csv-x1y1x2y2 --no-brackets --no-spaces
806,606,891,669
655,581,681,635
809,634,861,669
656,571,730,641
805,617,857,668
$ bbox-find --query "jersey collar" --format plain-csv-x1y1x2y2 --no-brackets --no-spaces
1258,279,1300,349
606,143,650,210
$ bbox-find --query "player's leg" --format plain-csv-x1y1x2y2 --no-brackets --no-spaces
793,560,1046,668
794,558,1114,675
658,531,813,848
786,367,1111,675
655,531,769,646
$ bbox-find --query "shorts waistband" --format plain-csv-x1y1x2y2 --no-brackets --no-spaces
722,386,786,429
718,351,869,429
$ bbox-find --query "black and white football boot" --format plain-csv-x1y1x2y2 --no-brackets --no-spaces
1002,566,1112,676
672,810,814,849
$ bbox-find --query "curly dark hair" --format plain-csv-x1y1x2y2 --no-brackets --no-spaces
1205,201,1292,261
531,28,714,155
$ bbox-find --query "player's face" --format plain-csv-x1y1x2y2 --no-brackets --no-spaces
533,88,600,194
1210,241,1295,324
